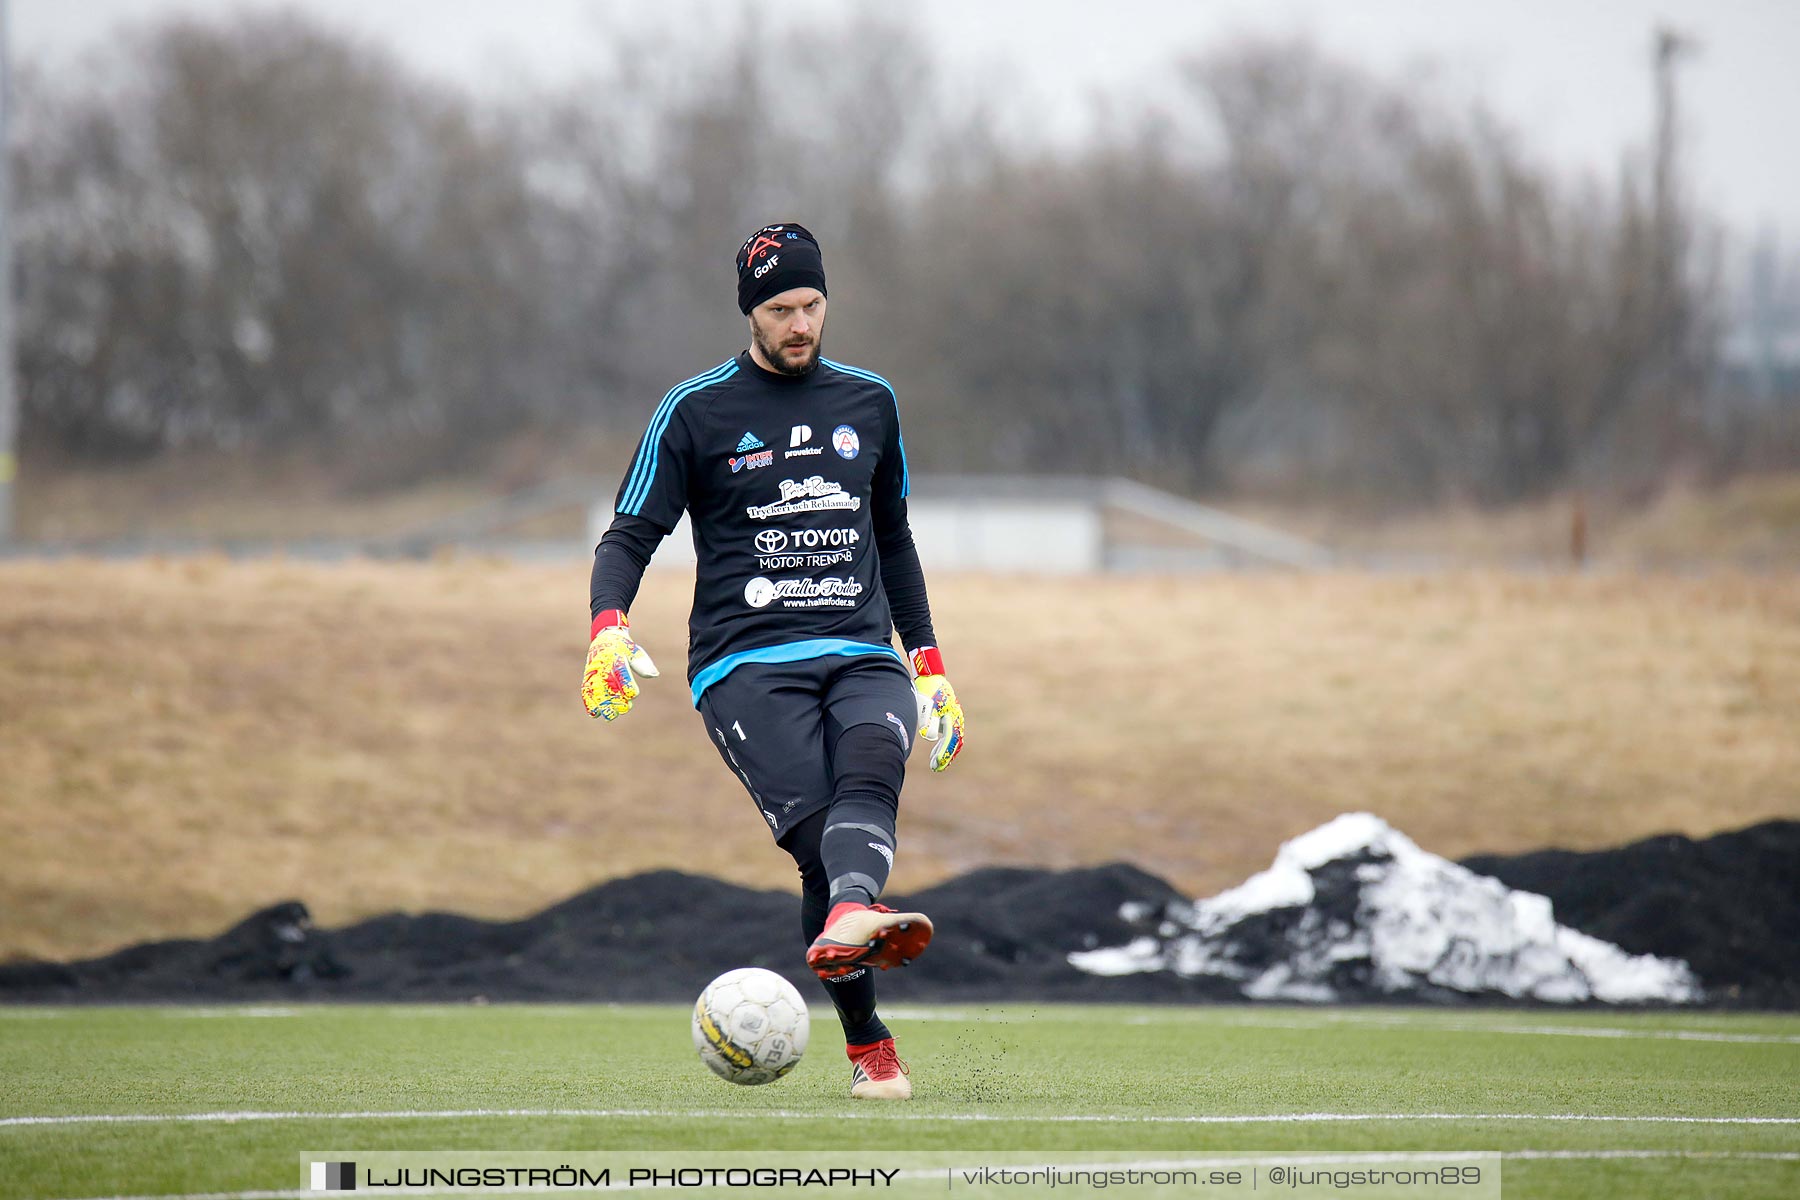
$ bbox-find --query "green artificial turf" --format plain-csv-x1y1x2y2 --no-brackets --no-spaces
2,1004,1795,1199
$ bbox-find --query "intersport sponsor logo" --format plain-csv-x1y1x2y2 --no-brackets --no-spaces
729,448,774,473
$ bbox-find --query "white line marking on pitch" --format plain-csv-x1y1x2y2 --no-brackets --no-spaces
6,1108,1798,1129
1509,1150,1800,1160
881,1007,1800,1045
10,1006,1797,1046
1204,1012,1800,1045
39,1152,1800,1200
163,1008,301,1019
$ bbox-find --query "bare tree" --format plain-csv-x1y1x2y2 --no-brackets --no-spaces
16,13,555,477
12,14,1731,509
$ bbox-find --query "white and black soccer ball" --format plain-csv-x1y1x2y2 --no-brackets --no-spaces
691,967,810,1086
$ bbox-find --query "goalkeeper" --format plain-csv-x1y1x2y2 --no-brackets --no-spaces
583,222,965,1102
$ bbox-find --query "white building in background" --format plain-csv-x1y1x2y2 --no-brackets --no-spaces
904,478,1103,573
586,476,1329,573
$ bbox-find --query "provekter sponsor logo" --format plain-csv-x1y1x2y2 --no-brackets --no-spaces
786,425,822,457
790,425,813,447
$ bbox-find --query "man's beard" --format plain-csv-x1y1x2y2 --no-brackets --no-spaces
753,323,822,376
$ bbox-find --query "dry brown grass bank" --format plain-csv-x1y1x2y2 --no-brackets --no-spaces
3,559,1796,961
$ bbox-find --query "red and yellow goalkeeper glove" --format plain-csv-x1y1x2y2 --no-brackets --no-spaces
909,646,965,772
582,610,660,721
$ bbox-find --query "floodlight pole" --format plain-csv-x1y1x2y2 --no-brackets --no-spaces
0,0,14,545
1650,26,1695,349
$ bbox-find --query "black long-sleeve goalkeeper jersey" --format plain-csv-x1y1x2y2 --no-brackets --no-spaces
590,350,938,706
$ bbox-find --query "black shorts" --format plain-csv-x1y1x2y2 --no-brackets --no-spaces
696,653,917,841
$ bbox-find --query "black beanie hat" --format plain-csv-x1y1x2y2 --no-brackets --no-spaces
735,222,826,314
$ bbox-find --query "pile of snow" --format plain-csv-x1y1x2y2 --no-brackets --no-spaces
1069,813,1702,1004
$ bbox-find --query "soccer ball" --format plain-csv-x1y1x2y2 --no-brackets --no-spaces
691,967,810,1085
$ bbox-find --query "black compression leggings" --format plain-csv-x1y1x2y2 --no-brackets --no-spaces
778,721,907,1044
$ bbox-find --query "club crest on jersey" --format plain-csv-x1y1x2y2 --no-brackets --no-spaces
735,431,765,452
832,424,860,460
730,449,775,473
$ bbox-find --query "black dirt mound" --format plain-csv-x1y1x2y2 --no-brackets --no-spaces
887,864,1235,1000
0,863,1230,1004
1462,819,1800,1009
4,820,1794,1007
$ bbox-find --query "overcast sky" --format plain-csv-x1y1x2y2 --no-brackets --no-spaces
14,0,1799,242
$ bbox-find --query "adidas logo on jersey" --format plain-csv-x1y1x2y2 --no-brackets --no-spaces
735,431,765,452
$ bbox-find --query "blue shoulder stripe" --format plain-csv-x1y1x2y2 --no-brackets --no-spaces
821,358,909,498
620,359,738,515
821,357,897,394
